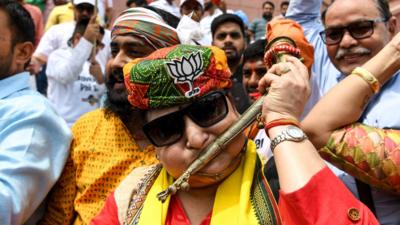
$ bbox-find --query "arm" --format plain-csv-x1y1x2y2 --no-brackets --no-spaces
258,56,378,224
320,123,400,194
0,97,71,225
46,38,93,84
302,31,400,148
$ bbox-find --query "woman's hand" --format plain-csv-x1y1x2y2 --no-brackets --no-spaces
258,56,310,122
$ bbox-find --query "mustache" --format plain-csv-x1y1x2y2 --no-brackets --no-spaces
106,68,124,88
335,47,371,60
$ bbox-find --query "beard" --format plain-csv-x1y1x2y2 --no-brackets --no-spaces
0,47,14,80
223,46,242,68
104,68,133,122
262,12,273,21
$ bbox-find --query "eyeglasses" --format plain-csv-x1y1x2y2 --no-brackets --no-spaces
319,18,388,45
143,91,229,147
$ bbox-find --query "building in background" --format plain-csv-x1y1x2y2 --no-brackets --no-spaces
113,0,400,30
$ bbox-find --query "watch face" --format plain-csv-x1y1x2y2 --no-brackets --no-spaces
287,126,305,139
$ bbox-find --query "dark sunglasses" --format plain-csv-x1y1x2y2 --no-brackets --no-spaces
143,91,229,147
319,18,388,45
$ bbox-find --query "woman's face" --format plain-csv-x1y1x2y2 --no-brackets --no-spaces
146,94,247,188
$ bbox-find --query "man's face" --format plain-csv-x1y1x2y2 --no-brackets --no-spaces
262,3,274,20
281,4,288,16
212,22,246,66
74,3,94,21
180,0,203,22
324,0,395,74
0,10,15,79
242,58,266,102
107,35,155,105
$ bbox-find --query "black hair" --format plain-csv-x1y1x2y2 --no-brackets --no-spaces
211,13,246,38
144,5,180,28
68,18,105,46
243,39,267,64
263,1,275,9
0,0,35,47
322,0,392,24
126,0,147,7
280,0,289,8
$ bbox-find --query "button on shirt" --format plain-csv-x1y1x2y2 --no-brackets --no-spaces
0,72,71,225
286,0,400,224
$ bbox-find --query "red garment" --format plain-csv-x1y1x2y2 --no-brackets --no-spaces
165,196,211,225
92,167,379,225
90,192,119,225
278,167,379,225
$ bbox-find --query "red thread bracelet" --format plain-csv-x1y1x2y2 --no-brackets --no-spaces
264,118,300,133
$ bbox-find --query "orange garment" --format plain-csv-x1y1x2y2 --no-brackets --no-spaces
23,3,44,47
38,109,156,225
266,19,314,71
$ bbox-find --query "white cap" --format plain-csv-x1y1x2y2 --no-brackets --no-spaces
180,0,204,9
73,0,95,6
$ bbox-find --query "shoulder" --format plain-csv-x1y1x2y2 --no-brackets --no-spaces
72,109,107,131
2,90,71,137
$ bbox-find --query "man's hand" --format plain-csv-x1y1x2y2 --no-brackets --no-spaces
27,56,44,75
258,56,311,122
83,16,100,43
89,59,104,84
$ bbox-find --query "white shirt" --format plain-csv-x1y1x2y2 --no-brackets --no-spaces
97,0,113,25
46,38,106,127
150,0,181,18
200,8,223,44
34,21,111,67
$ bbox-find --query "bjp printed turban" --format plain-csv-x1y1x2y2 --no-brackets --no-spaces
112,7,180,49
266,19,314,70
123,45,232,110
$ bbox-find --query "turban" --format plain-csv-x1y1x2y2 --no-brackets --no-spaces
266,19,314,70
123,45,232,110
111,7,180,49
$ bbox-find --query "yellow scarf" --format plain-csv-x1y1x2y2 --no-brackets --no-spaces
137,141,277,225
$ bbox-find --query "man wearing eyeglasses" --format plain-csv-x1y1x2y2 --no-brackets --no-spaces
286,0,400,224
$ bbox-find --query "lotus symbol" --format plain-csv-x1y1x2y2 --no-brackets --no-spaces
166,52,204,98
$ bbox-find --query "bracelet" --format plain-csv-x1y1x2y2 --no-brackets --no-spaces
265,118,300,133
351,67,380,94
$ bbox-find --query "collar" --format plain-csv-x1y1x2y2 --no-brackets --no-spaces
0,72,31,99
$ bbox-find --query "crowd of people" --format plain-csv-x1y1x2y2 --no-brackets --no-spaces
1,0,399,224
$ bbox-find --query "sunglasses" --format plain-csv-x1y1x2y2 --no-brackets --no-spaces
319,18,388,45
143,91,229,147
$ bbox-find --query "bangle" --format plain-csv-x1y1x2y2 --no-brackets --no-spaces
265,118,300,133
351,67,380,94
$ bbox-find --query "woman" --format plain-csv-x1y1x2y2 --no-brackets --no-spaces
91,45,377,224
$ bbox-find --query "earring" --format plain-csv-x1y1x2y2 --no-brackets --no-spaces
156,154,160,160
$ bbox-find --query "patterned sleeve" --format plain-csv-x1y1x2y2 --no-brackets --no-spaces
320,123,400,194
38,143,77,225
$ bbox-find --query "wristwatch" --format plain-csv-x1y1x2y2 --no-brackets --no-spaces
270,125,308,153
